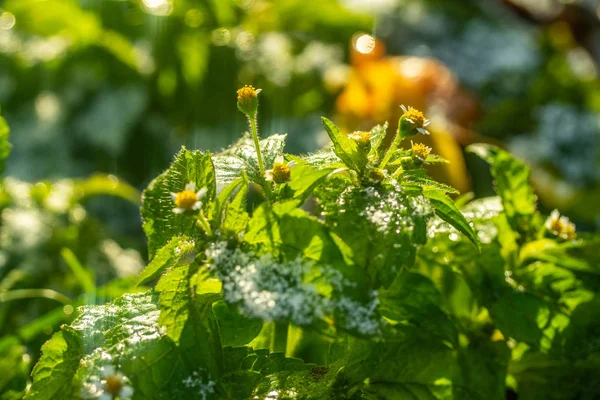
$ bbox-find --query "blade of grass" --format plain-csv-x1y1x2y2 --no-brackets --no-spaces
61,248,96,295
0,289,71,305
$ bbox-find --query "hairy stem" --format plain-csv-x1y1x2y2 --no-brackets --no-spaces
249,116,265,176
379,132,402,169
248,115,273,202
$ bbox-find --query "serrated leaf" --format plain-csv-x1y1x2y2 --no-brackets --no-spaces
156,265,192,343
368,122,388,159
25,329,82,400
279,163,334,203
221,176,250,233
424,190,479,249
136,236,195,286
213,177,243,222
212,134,286,184
30,291,224,398
467,144,537,236
0,116,11,175
296,149,344,169
404,175,459,195
141,148,215,258
321,117,368,173
424,154,449,164
219,346,340,399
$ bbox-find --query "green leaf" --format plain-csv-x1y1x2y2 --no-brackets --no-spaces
279,162,334,203
212,134,286,184
141,147,215,258
0,337,30,396
467,144,537,236
213,301,263,347
296,149,344,169
404,174,460,195
344,330,457,394
321,117,368,173
73,174,140,205
178,293,224,382
156,265,192,343
424,154,449,164
213,177,243,221
368,122,388,159
0,116,11,175
365,382,455,400
520,238,600,275
322,184,432,288
221,176,250,233
424,190,479,249
379,270,457,343
25,329,82,400
490,290,547,344
219,346,343,399
136,236,195,286
29,291,224,398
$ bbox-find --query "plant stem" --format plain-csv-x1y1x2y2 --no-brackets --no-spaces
198,210,213,236
379,132,402,170
272,322,289,354
248,115,273,202
249,116,265,176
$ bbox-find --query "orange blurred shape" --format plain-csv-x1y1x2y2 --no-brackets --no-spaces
335,36,480,194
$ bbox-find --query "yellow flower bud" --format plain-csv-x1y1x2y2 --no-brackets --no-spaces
411,142,432,162
348,131,372,152
399,105,431,138
237,85,261,117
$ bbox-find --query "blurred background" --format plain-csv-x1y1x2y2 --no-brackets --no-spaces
1,0,600,393
2,0,600,226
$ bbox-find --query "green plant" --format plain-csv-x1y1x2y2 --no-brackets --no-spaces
22,92,600,400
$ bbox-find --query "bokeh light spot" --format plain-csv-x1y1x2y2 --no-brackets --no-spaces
0,12,16,30
185,9,204,28
353,33,375,54
142,0,173,16
212,28,231,46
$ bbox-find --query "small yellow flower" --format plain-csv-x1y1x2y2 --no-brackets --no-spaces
171,183,207,214
545,210,577,240
265,155,296,184
411,141,432,161
237,85,261,117
400,104,431,136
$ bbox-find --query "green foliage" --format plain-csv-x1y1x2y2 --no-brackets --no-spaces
424,190,479,249
468,144,538,239
27,116,600,399
141,147,216,258
0,116,11,175
321,117,367,173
